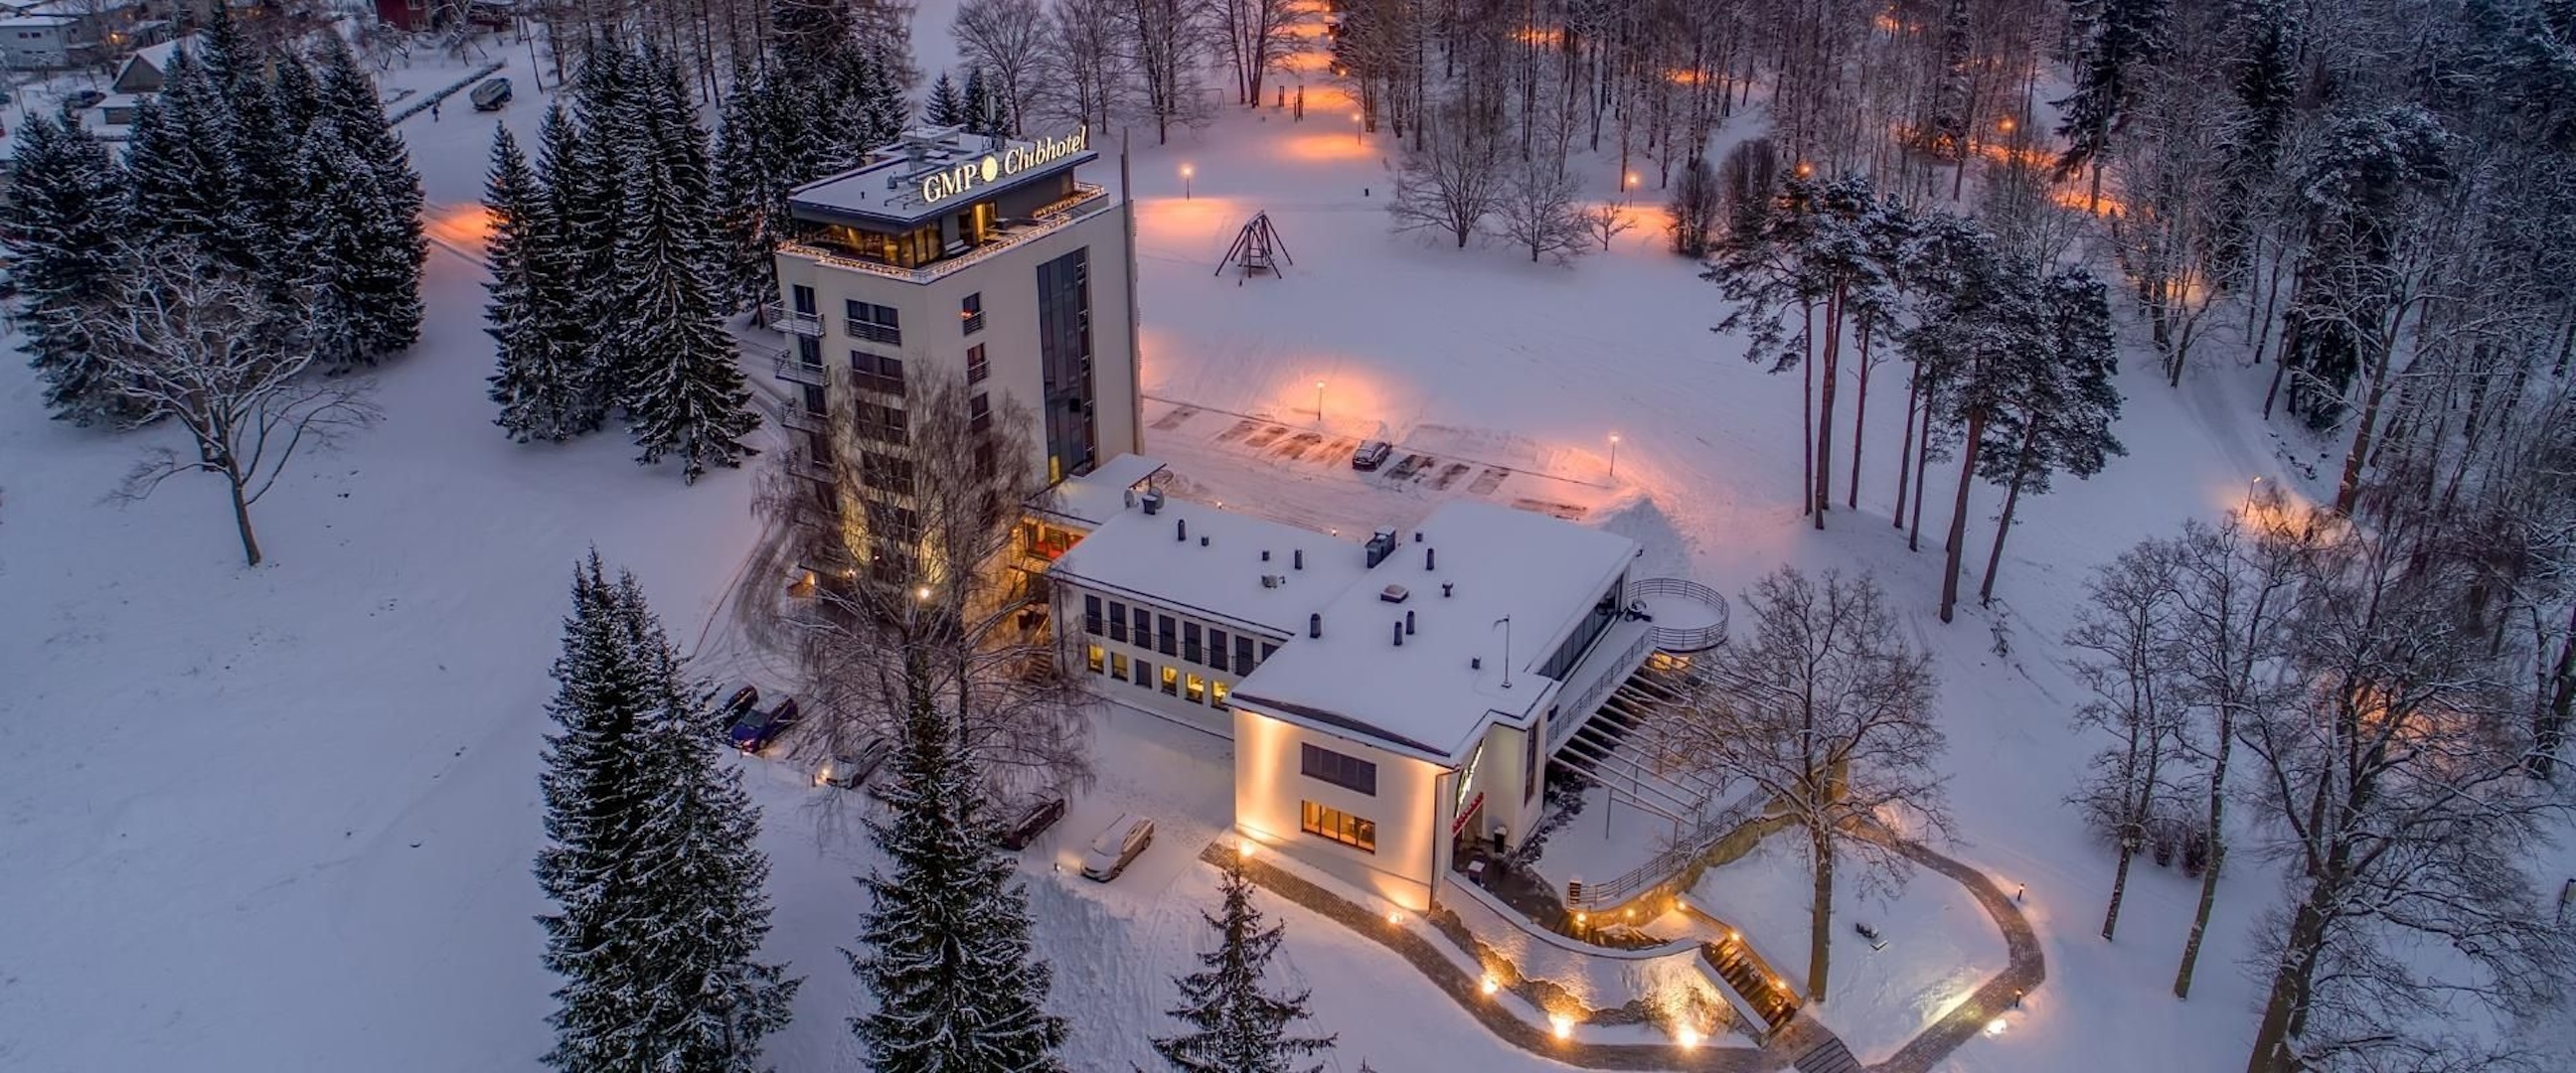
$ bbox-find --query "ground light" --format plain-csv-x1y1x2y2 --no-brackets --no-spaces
1315,380,1327,421
1675,1025,1700,1049
1984,1016,2010,1037
1549,1014,1574,1041
1609,433,1620,479
1236,839,1256,858
1480,976,1500,996
1385,910,1403,925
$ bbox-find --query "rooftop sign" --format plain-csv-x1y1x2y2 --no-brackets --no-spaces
918,127,1089,206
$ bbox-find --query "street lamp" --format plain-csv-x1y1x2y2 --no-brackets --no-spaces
1609,433,1620,479
1315,380,1327,422
1181,163,1194,200
1623,172,1639,192
1353,111,1364,145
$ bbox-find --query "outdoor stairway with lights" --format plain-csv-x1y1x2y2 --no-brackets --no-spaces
1702,931,1801,1037
1551,655,1723,827
1793,1036,1864,1073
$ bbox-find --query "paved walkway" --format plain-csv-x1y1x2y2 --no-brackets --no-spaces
1208,832,2045,1073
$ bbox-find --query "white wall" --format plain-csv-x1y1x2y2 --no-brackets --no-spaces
1233,706,1446,911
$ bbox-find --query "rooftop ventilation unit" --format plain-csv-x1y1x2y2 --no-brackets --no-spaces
1379,584,1410,604
1261,574,1283,589
1141,490,1165,515
1365,529,1399,568
1176,519,1188,541
1309,613,1322,639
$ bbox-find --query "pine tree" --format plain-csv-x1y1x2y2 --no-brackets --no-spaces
486,126,593,443
123,51,242,261
197,3,300,281
532,102,614,430
536,555,801,1070
714,58,787,315
616,50,759,483
568,47,645,405
1973,267,2125,606
2055,0,2170,192
849,662,1068,1072
311,31,426,362
3,109,131,423
963,67,1002,136
1152,851,1337,1073
293,121,373,367
925,72,966,126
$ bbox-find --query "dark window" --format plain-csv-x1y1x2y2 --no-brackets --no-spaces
1300,742,1378,796
795,333,822,367
970,392,992,434
1208,629,1229,672
967,343,989,384
1157,614,1177,656
845,300,900,344
853,351,907,396
1262,643,1279,664
861,451,914,495
1300,801,1376,853
1083,594,1103,635
1235,636,1256,674
791,284,817,315
1107,601,1129,642
961,292,985,335
1184,623,1203,664
805,431,832,470
1132,606,1151,640
800,383,827,417
855,401,907,445
1036,248,1096,481
1134,658,1152,689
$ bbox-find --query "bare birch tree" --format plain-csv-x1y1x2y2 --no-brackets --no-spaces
1046,0,1130,133
95,254,379,568
1387,100,1508,248
1213,0,1298,107
2065,537,2190,941
955,0,1049,134
1494,154,1589,263
1122,0,1208,144
1666,567,1947,1003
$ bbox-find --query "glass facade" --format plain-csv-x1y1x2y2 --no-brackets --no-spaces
1036,247,1097,483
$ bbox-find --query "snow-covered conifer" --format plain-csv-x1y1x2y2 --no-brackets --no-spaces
531,102,613,430
310,31,425,362
924,71,966,126
292,123,373,367
486,126,592,443
3,110,130,423
123,51,240,258
1152,851,1337,1073
714,58,787,314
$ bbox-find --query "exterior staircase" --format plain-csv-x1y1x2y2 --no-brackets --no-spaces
1793,1036,1864,1073
1550,655,1721,826
1701,931,1800,1035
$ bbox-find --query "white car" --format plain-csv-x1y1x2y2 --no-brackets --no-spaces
1079,815,1155,881
815,736,892,788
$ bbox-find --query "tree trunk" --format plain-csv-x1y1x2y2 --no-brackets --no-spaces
1801,300,1817,519
1938,407,1987,623
2102,834,2136,941
1979,419,2040,606
1808,825,1835,1003
1847,323,1871,511
1814,279,1845,528
2174,722,2233,998
2332,301,2412,515
2244,883,2334,1072
1908,400,1935,551
229,476,263,567
1894,362,1920,529
2536,599,2576,780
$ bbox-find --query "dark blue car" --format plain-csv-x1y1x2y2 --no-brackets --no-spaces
728,697,800,753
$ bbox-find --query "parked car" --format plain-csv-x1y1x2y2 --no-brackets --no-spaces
816,735,892,788
1079,814,1154,881
727,696,800,753
1351,440,1392,471
470,77,512,111
999,796,1068,850
708,682,760,726
64,89,104,111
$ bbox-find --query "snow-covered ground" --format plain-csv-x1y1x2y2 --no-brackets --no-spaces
6,9,2569,1073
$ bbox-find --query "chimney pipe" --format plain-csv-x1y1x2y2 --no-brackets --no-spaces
1472,657,1482,670
1442,582,1454,598
1309,613,1322,639
1294,548,1305,570
1392,621,1404,647
1425,547,1436,571
1262,549,1272,561
1177,519,1188,541
1200,536,1209,546
1414,531,1424,542
1405,610,1415,635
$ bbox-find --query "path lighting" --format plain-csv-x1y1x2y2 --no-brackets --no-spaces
1480,976,1500,996
1181,162,1195,199
1984,1016,2010,1037
1236,839,1257,858
1315,380,1327,421
1549,1014,1575,1041
1999,116,2016,133
1624,171,1639,191
1353,111,1364,144
1676,1026,1701,1049
1609,433,1620,479
1386,910,1404,925
914,585,933,602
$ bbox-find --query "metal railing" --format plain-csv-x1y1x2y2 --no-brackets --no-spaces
772,354,829,387
1627,576,1730,653
760,302,824,337
778,184,1114,286
1566,788,1768,913
774,399,828,435
1546,627,1657,754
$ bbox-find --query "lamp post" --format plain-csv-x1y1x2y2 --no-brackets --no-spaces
1609,433,1620,480
1315,380,1326,422
2240,475,2263,518
1623,172,1639,192
1353,111,1364,145
1181,163,1194,200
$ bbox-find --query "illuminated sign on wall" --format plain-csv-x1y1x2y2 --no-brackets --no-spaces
918,126,1090,206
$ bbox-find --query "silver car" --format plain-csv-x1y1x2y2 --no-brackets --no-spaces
815,735,892,788
1079,814,1154,881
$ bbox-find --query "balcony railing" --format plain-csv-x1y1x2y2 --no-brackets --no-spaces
775,400,828,435
773,355,829,387
779,184,1115,285
761,302,824,337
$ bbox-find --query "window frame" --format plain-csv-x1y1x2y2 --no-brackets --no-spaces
1300,742,1379,796
1299,800,1377,853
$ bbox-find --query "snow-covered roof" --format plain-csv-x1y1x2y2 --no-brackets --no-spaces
1046,493,1368,641
1039,453,1166,529
0,13,73,26
788,124,1101,229
1230,501,1638,764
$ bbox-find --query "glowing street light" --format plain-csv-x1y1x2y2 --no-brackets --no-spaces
1479,976,1500,996
1181,162,1195,200
1609,433,1620,480
914,585,933,603
1315,380,1327,422
1352,111,1364,144
1675,1025,1701,1049
1548,1013,1574,1041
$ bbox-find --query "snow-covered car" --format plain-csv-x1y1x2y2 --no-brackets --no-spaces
816,736,892,788
1351,440,1392,471
470,77,512,111
1079,815,1154,881
999,796,1068,851
727,696,799,753
64,89,104,110
708,682,760,726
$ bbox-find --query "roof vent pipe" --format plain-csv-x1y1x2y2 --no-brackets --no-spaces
1200,536,1209,547
1310,613,1322,639
1405,610,1415,635
1472,657,1482,670
1442,582,1454,598
1425,547,1436,571
1177,519,1188,541
1414,531,1424,542
1392,621,1404,647
1294,548,1305,570
1262,549,1272,561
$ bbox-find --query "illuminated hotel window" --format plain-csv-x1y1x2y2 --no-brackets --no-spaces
1211,681,1229,709
1161,665,1179,695
1111,652,1129,681
1300,801,1376,853
1086,644,1104,674
1186,673,1206,703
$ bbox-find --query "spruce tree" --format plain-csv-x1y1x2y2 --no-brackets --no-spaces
123,51,241,261
311,31,426,361
3,109,130,423
1152,851,1337,1073
197,3,299,279
486,126,592,443
962,68,1000,136
536,555,801,1070
533,102,614,430
616,50,759,483
925,72,965,127
2055,0,2171,186
849,664,1067,1072
714,58,786,315
293,121,373,367
569,46,645,404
